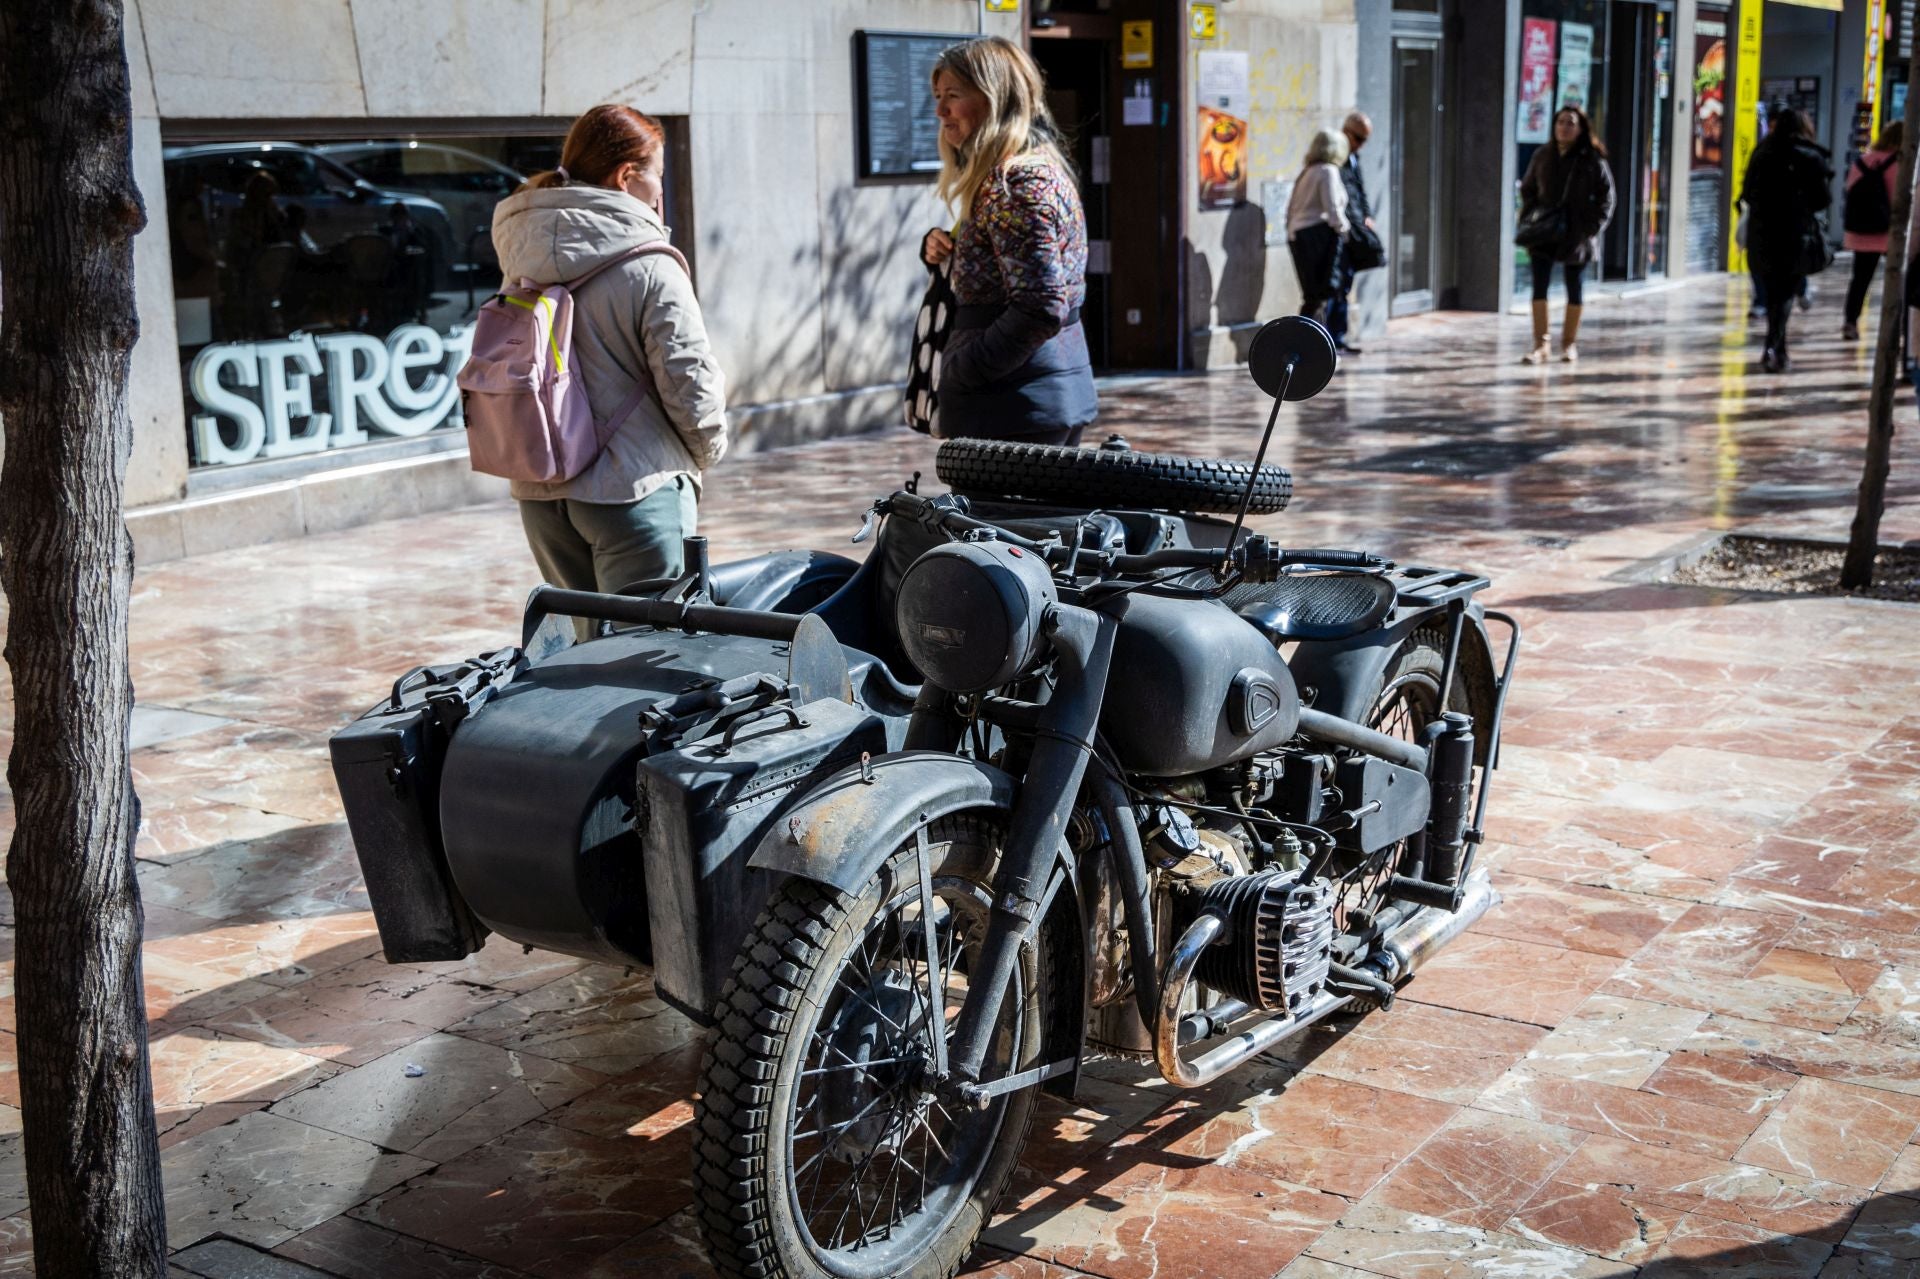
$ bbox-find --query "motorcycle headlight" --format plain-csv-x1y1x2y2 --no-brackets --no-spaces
895,540,1058,693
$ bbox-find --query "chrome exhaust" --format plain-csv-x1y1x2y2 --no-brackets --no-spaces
1152,869,1500,1089
1365,869,1500,985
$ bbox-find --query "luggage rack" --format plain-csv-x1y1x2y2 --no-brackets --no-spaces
1388,564,1491,609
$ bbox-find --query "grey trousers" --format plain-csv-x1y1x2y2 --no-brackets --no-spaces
518,475,696,595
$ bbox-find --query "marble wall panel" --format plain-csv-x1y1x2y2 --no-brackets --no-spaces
129,117,190,509
353,0,544,117
542,0,692,116
142,0,367,118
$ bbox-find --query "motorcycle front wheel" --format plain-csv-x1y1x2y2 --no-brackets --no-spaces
694,814,1042,1279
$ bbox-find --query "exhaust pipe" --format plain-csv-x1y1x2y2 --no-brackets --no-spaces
1153,869,1500,1089
1364,869,1500,985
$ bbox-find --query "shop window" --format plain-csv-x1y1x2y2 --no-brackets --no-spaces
163,131,568,471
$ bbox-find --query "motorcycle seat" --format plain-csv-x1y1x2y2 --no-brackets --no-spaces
1225,572,1396,644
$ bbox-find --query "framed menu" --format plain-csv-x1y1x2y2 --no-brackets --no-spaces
855,31,954,179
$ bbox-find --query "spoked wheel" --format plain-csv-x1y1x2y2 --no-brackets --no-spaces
1332,630,1453,939
695,816,1041,1279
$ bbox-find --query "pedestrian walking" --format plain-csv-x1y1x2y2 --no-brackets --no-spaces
491,103,728,594
1516,106,1616,365
1740,105,1833,372
1287,128,1351,330
1328,111,1383,356
916,36,1095,446
1842,119,1904,340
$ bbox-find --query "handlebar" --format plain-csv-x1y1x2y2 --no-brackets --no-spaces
869,491,1392,583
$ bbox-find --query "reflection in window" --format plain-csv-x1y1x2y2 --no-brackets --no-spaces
163,133,566,469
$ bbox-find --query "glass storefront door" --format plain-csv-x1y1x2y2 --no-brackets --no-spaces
1392,34,1443,313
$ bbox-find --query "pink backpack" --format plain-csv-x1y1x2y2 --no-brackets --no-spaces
458,241,689,483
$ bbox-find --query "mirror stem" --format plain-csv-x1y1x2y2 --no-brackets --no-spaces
1223,359,1295,560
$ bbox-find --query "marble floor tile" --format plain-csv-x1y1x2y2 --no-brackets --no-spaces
1504,1173,1686,1266
1841,967,1920,1052
985,1159,1348,1279
142,906,384,990
162,1109,430,1250
1628,902,1798,977
352,1120,691,1278
275,1215,540,1279
137,823,368,922
1736,1076,1920,1190
1685,1013,1920,1098
397,935,589,993
577,1208,718,1279
148,1029,340,1112
1752,947,1887,998
1158,1072,1457,1199
170,1237,342,1277
196,956,521,1065
1474,1064,1766,1158
1882,1144,1920,1199
1363,1108,1584,1231
447,964,698,1075
1841,1194,1920,1264
1633,1213,1835,1279
1545,1134,1869,1242
1514,993,1708,1087
1399,933,1623,1027
1288,999,1548,1104
1304,1200,1623,1279
1469,874,1690,958
1640,1048,1801,1119
269,1033,604,1162
1599,960,1863,1032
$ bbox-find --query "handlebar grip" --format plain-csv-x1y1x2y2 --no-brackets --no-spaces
1282,549,1386,568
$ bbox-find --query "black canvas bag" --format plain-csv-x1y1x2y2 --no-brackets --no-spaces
904,257,955,435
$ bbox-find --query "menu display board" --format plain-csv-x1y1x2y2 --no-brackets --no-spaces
855,31,954,179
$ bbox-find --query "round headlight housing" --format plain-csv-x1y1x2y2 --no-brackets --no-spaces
895,540,1058,693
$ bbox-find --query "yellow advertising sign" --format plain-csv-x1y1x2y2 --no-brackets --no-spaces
1191,3,1218,40
983,0,1019,12
1729,0,1762,272
1770,0,1841,11
1863,0,1885,141
1123,20,1154,68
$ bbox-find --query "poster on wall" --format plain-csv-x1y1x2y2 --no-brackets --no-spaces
1557,22,1594,112
1196,49,1250,207
1693,18,1727,168
1518,19,1558,143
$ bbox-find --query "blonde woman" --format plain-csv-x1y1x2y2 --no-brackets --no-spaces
918,36,1095,444
1286,128,1351,327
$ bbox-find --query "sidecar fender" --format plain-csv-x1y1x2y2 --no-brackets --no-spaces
749,751,1019,895
1289,603,1500,767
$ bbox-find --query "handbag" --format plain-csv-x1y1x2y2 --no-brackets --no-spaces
1515,164,1575,253
1345,221,1386,272
1797,218,1835,276
904,250,956,435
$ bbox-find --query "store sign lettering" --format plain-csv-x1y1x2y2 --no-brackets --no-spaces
188,324,474,466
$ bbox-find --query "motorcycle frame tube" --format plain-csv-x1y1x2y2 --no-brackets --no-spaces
1086,766,1162,1023
946,603,1117,1085
1296,707,1429,773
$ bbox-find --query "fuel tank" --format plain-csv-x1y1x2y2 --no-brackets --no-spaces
1099,592,1300,777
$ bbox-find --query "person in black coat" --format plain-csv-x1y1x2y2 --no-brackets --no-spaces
1328,111,1375,355
1740,105,1834,372
1518,106,1616,364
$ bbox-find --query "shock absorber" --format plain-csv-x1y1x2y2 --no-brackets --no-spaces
1424,712,1475,888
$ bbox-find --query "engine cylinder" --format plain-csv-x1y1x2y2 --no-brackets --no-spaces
1191,870,1335,1015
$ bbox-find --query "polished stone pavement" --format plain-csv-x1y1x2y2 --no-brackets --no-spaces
5,273,1920,1278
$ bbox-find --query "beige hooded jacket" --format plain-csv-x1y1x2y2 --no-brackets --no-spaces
491,184,728,504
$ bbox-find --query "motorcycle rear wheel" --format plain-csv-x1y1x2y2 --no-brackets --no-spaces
694,815,1041,1279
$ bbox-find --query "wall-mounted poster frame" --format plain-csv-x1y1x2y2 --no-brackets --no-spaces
854,30,958,180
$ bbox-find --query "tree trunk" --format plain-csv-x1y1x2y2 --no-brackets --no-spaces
0,2,168,1275
1844,55,1920,587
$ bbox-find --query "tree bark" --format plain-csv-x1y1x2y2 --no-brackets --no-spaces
1844,55,1920,587
0,2,168,1275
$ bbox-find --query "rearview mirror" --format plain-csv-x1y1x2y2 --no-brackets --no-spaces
1247,315,1337,402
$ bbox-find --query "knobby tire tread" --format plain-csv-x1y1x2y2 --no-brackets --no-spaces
935,438,1292,515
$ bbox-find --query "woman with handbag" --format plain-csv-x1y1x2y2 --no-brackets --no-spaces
1516,106,1616,364
1286,129,1352,329
1741,105,1834,372
912,36,1095,445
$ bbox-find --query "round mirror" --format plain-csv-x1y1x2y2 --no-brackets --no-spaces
1247,315,1338,401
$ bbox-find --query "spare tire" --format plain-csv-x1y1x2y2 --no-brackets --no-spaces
936,438,1292,515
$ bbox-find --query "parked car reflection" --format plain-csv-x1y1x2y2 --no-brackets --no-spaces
318,141,523,304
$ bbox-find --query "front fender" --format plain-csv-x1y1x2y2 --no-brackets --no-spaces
748,751,1017,895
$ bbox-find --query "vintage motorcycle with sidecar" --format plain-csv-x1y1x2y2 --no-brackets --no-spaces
329,318,1520,1279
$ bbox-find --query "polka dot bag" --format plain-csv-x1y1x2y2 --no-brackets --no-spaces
903,254,956,435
